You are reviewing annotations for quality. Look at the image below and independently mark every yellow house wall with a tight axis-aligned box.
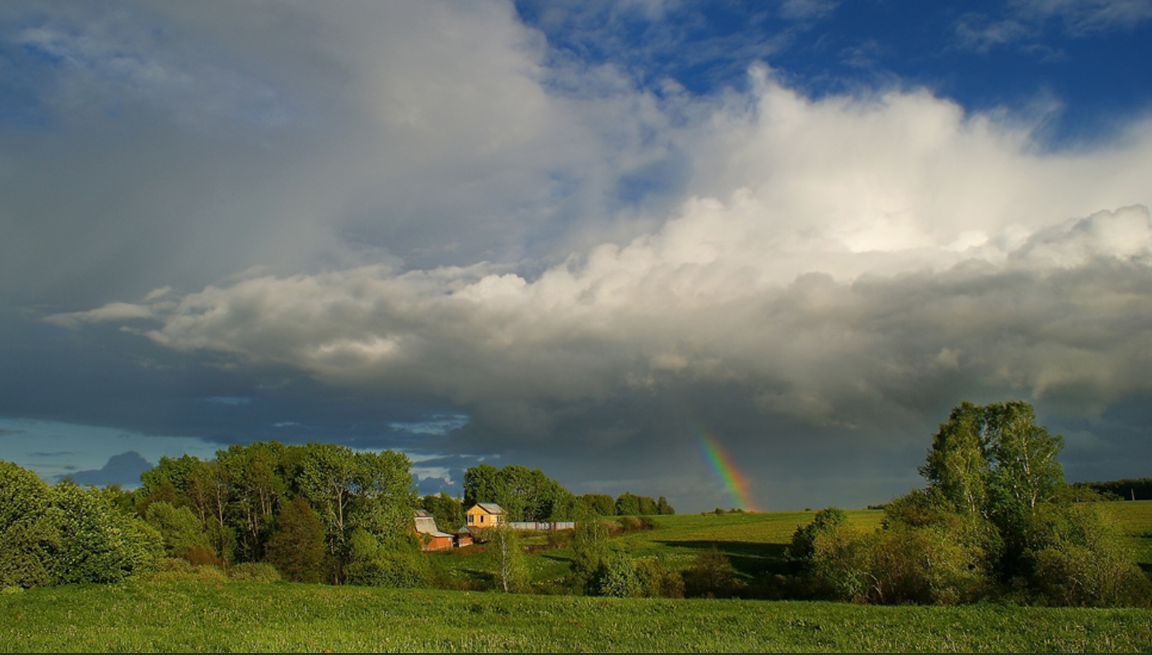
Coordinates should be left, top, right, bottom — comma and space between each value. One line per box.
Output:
466, 506, 503, 526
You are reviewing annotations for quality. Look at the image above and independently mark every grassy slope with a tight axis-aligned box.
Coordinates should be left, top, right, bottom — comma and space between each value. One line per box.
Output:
429, 509, 884, 588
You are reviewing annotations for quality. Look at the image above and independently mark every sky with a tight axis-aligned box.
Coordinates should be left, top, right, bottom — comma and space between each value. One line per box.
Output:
3, 0, 1152, 513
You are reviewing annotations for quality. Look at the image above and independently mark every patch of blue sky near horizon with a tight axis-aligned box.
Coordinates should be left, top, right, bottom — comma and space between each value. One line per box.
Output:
516, 0, 1152, 149
0, 417, 221, 487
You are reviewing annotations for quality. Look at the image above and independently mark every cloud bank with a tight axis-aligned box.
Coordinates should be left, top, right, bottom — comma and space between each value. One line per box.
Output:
9, 1, 1152, 509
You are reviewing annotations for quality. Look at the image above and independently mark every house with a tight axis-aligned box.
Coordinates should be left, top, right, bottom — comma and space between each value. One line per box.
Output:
413, 510, 455, 552
465, 502, 506, 529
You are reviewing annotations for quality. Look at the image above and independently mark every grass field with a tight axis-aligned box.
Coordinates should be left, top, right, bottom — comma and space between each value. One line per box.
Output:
4, 502, 1151, 653
4, 581, 1152, 652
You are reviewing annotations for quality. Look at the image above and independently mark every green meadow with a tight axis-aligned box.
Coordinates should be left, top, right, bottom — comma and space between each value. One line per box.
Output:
4, 502, 1151, 653
4, 581, 1152, 653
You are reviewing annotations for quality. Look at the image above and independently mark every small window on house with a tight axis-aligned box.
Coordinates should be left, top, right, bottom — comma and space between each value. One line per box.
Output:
480, 515, 485, 524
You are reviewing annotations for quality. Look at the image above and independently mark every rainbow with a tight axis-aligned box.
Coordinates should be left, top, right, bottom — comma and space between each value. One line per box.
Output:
693, 427, 757, 512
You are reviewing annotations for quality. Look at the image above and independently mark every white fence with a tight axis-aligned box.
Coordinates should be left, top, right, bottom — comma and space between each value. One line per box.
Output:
508, 521, 575, 531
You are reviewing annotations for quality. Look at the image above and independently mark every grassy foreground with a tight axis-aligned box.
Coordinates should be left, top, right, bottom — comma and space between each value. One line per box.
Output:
4, 581, 1152, 653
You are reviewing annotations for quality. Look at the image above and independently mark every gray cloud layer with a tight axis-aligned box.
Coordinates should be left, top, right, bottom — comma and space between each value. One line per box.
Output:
8, 1, 1152, 509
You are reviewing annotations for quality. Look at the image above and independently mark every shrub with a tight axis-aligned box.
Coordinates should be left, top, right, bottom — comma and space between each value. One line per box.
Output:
594, 550, 640, 597
150, 558, 228, 583
683, 549, 739, 598
345, 532, 431, 589
634, 556, 684, 598
788, 507, 848, 567
228, 562, 282, 583
1028, 502, 1152, 607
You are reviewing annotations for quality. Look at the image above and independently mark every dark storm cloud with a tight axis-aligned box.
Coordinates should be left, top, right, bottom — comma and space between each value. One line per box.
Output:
6, 1, 1152, 510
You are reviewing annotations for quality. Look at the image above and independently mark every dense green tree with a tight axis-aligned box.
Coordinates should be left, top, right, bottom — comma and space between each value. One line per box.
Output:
422, 492, 464, 532
265, 496, 327, 583
463, 463, 577, 521
145, 501, 215, 562
218, 442, 286, 563
0, 461, 61, 588
920, 401, 990, 515
594, 549, 641, 597
655, 496, 675, 515
463, 463, 501, 509
682, 549, 739, 598
344, 529, 431, 589
568, 505, 612, 592
787, 506, 848, 566
50, 480, 163, 584
581, 494, 616, 516
614, 492, 641, 516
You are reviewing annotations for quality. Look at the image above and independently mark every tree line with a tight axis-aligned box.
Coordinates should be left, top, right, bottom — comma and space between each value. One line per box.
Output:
458, 462, 674, 525
2, 441, 675, 591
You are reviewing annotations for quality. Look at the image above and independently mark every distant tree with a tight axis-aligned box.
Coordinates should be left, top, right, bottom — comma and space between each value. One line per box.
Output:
615, 492, 641, 516
637, 495, 658, 516
655, 496, 675, 515
581, 494, 616, 516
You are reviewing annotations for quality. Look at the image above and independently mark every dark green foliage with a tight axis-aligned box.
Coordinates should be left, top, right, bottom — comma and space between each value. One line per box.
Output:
634, 556, 684, 598
615, 492, 641, 516
567, 509, 612, 593
787, 506, 848, 565
344, 530, 431, 589
50, 480, 163, 584
1074, 478, 1152, 501
580, 493, 616, 516
1027, 502, 1151, 606
0, 461, 60, 588
683, 548, 739, 598
593, 549, 641, 597
463, 463, 577, 521
265, 496, 327, 584
145, 501, 215, 561
422, 491, 464, 531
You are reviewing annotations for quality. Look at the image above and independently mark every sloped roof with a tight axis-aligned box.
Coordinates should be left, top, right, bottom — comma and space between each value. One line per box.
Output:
471, 502, 505, 515
413, 514, 452, 538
